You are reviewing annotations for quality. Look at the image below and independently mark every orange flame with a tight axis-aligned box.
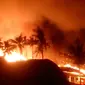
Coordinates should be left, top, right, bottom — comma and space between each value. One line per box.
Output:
4, 52, 27, 62
0, 49, 4, 57
0, 49, 28, 62
58, 64, 85, 75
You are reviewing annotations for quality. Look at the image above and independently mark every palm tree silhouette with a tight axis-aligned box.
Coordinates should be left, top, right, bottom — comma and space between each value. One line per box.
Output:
2, 40, 15, 56
22, 35, 35, 58
67, 38, 85, 85
28, 36, 38, 59
68, 38, 85, 64
0, 38, 3, 50
0, 38, 4, 58
32, 27, 49, 59
9, 34, 25, 55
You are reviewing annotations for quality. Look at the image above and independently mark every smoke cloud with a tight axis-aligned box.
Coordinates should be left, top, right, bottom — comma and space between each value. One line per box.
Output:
0, 0, 85, 40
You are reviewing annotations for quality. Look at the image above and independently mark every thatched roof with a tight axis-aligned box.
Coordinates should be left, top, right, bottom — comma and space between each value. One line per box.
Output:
0, 59, 70, 85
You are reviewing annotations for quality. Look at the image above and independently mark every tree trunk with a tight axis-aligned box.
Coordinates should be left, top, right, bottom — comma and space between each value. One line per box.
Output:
79, 65, 81, 85
32, 46, 33, 59
41, 49, 44, 59
26, 47, 27, 58
19, 47, 22, 55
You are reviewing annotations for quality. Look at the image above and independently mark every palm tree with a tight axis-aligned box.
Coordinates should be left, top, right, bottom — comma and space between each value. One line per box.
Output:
23, 35, 38, 59
31, 27, 49, 59
0, 38, 4, 57
9, 34, 25, 55
2, 40, 16, 56
0, 39, 14, 62
22, 35, 35, 58
28, 36, 38, 59
0, 38, 3, 50
67, 38, 85, 85
28, 36, 35, 59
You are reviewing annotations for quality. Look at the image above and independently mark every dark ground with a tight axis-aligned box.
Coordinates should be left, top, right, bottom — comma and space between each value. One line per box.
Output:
0, 58, 70, 85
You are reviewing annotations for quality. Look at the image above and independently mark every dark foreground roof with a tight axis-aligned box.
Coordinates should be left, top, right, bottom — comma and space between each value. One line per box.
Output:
0, 58, 70, 85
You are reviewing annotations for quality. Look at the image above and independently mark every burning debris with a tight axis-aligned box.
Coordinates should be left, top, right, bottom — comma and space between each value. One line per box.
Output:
58, 64, 85, 84
58, 64, 85, 75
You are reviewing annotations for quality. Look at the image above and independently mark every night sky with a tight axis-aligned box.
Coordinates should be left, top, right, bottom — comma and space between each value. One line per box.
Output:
0, 0, 85, 63
0, 0, 85, 39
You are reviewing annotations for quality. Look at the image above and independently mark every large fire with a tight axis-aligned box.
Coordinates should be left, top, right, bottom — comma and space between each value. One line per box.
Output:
0, 49, 28, 62
4, 52, 27, 62
0, 47, 85, 76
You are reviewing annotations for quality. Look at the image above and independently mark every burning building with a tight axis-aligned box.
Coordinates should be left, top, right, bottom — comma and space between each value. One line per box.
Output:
59, 64, 85, 85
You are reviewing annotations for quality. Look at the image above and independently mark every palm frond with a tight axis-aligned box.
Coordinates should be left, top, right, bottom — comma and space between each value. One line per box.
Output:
8, 39, 17, 44
31, 27, 49, 59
